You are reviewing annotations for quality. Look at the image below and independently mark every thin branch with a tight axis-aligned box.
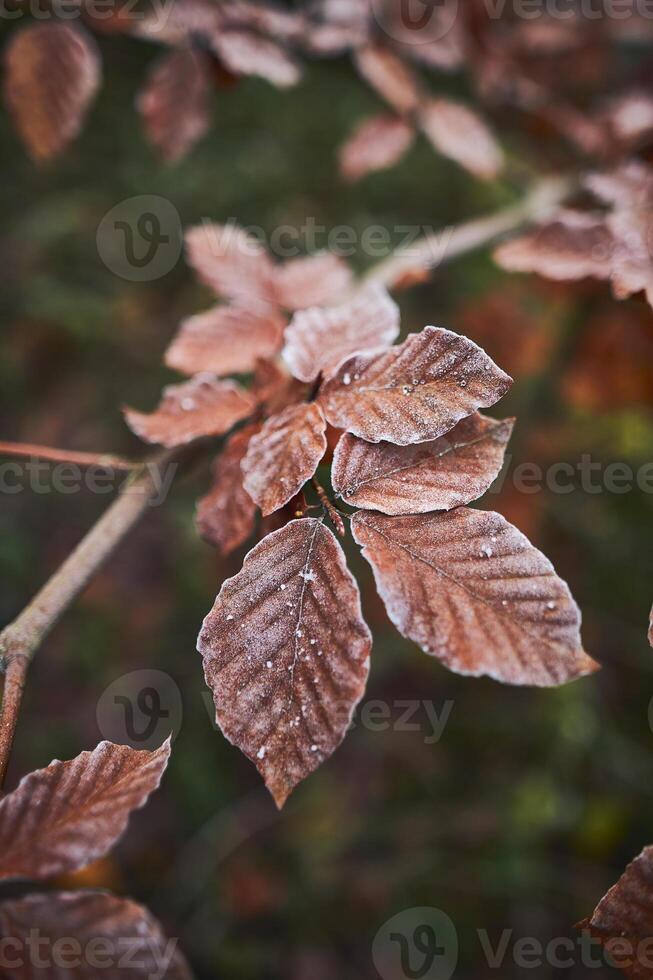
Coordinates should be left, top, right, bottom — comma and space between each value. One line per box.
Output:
0, 441, 135, 471
365, 175, 575, 291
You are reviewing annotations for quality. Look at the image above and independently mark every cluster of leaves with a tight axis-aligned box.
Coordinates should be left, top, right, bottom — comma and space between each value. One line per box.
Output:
122, 221, 599, 807
0, 738, 194, 977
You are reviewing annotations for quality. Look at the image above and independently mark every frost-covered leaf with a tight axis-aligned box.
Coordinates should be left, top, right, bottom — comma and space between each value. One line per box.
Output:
319, 326, 512, 445
196, 425, 259, 555
579, 845, 653, 980
0, 891, 192, 979
211, 28, 301, 87
333, 413, 514, 515
352, 509, 599, 686
124, 374, 254, 447
137, 46, 212, 162
494, 210, 615, 282
198, 518, 371, 807
241, 403, 327, 515
272, 252, 352, 310
339, 114, 415, 182
0, 740, 170, 882
418, 98, 504, 180
354, 43, 421, 115
283, 282, 400, 383
185, 222, 276, 308
603, 91, 653, 146
4, 23, 101, 161
165, 305, 284, 376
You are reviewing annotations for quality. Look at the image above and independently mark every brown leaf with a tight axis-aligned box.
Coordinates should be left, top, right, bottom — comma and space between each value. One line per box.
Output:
418, 98, 504, 180
339, 114, 415, 182
0, 890, 191, 979
241, 403, 327, 515
198, 518, 371, 807
272, 253, 352, 310
282, 282, 400, 383
210, 28, 301, 88
579, 845, 653, 979
165, 305, 284, 376
333, 413, 514, 515
185, 222, 276, 309
196, 425, 259, 555
494, 210, 615, 283
137, 46, 212, 163
318, 326, 513, 446
603, 91, 653, 147
124, 374, 254, 447
4, 23, 101, 161
351, 509, 599, 686
0, 740, 170, 882
354, 43, 421, 115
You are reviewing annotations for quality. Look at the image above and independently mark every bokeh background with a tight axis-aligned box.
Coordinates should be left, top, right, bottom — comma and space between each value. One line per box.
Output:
1, 10, 653, 977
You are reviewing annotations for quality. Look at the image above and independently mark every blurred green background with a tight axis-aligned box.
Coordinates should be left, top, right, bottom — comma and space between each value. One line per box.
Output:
1, 17, 653, 978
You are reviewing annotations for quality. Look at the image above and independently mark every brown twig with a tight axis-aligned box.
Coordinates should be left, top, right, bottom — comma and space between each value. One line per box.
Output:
0, 441, 135, 471
312, 478, 346, 538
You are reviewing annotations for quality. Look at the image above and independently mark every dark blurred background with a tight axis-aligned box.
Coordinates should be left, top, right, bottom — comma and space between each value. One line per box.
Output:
1, 12, 653, 978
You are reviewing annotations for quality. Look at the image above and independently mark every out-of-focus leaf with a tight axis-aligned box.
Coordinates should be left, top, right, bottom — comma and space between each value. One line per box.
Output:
339, 114, 415, 182
418, 98, 504, 179
210, 28, 301, 88
185, 222, 275, 309
272, 252, 352, 310
137, 46, 212, 162
165, 305, 285, 376
353, 43, 421, 115
196, 425, 259, 555
494, 210, 615, 282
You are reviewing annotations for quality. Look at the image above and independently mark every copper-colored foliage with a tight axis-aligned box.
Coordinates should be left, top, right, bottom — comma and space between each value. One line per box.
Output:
185, 222, 275, 309
124, 374, 254, 447
333, 413, 514, 515
353, 43, 421, 115
165, 305, 285, 377
318, 326, 513, 446
602, 91, 653, 147
196, 425, 258, 555
282, 282, 400, 383
3, 23, 101, 161
241, 403, 327, 515
351, 509, 599, 686
211, 28, 301, 88
494, 210, 615, 283
272, 252, 352, 310
0, 740, 170, 882
0, 891, 192, 979
137, 46, 212, 162
579, 845, 653, 979
339, 114, 415, 182
418, 98, 504, 180
198, 518, 371, 807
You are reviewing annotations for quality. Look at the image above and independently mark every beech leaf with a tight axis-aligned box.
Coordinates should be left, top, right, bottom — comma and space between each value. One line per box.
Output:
494, 210, 615, 282
333, 413, 514, 515
210, 29, 302, 88
282, 282, 400, 383
354, 43, 422, 115
418, 98, 504, 180
137, 46, 212, 163
272, 252, 353, 310
318, 325, 513, 445
124, 374, 254, 448
4, 23, 101, 161
165, 305, 285, 377
241, 403, 327, 515
339, 114, 415, 182
185, 222, 276, 309
196, 425, 259, 555
0, 740, 170, 882
0, 891, 192, 979
351, 508, 599, 686
198, 518, 371, 808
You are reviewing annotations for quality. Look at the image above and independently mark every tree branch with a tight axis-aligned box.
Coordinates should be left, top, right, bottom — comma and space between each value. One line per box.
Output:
0, 441, 135, 471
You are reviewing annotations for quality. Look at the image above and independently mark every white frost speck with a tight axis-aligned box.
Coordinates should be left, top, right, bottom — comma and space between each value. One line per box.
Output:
226, 614, 234, 621
342, 373, 351, 385
266, 660, 273, 668
257, 746, 266, 759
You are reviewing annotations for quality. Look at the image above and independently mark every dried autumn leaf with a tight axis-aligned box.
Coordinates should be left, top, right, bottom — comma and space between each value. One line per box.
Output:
333, 413, 514, 515
494, 210, 615, 283
354, 43, 421, 116
352, 509, 599, 686
282, 282, 400, 383
339, 114, 415, 182
137, 46, 212, 162
185, 222, 275, 309
165, 305, 284, 376
272, 252, 353, 310
0, 740, 170, 881
318, 326, 513, 445
418, 98, 504, 180
210, 28, 301, 88
196, 425, 259, 555
198, 518, 371, 807
579, 845, 653, 980
0, 891, 192, 979
241, 403, 327, 515
124, 374, 254, 447
4, 23, 101, 161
